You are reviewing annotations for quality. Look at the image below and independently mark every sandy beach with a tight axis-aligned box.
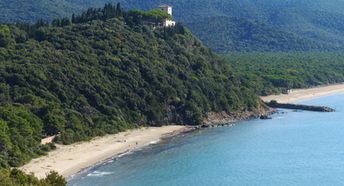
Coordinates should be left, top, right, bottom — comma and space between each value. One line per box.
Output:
20, 84, 344, 179
261, 83, 344, 103
20, 125, 188, 179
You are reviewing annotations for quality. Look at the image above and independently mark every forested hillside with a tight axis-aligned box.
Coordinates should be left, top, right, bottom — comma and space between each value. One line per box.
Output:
115, 0, 344, 52
0, 4, 260, 184
224, 52, 344, 95
0, 0, 113, 23
3, 1, 344, 184
2, 0, 344, 52
186, 17, 339, 52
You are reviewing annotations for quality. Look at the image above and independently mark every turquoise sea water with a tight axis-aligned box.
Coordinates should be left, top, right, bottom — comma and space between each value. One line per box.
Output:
68, 94, 344, 186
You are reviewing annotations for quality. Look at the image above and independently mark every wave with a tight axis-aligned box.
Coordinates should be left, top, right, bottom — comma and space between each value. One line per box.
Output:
87, 171, 114, 177
149, 139, 160, 144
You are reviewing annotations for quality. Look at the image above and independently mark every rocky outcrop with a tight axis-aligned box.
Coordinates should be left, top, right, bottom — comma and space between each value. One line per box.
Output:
265, 101, 335, 112
260, 115, 272, 119
201, 105, 275, 128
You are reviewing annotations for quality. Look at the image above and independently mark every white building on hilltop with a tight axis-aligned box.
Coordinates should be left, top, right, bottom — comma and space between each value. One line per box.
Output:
158, 5, 176, 27
159, 5, 173, 15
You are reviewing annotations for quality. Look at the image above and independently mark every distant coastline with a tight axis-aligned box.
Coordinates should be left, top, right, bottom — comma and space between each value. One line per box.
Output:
261, 83, 344, 103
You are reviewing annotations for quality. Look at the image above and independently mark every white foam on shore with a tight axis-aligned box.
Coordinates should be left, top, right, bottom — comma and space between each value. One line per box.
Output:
68, 138, 165, 180
60, 126, 191, 181
149, 139, 160, 144
87, 171, 114, 177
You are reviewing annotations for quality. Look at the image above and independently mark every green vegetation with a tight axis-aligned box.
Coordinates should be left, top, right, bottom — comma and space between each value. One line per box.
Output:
0, 0, 110, 23
0, 3, 260, 184
1, 1, 343, 185
224, 52, 344, 95
0, 170, 66, 186
5, 0, 344, 52
111, 0, 344, 52
128, 9, 172, 21
186, 17, 339, 53
0, 25, 12, 48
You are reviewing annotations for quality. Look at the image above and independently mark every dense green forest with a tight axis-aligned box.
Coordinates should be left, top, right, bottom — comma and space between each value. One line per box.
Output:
0, 3, 261, 184
3, 1, 344, 185
224, 52, 344, 95
0, 0, 112, 23
0, 169, 66, 186
186, 16, 340, 52
3, 0, 344, 52
114, 0, 344, 52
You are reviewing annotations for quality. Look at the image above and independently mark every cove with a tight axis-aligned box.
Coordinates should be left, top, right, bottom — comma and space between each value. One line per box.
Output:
69, 93, 344, 186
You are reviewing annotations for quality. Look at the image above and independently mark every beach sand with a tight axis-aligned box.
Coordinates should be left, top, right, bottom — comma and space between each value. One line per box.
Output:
261, 83, 344, 103
21, 84, 344, 179
20, 125, 188, 179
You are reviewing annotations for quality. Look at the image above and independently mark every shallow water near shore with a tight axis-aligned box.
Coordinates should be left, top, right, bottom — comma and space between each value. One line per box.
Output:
68, 93, 344, 186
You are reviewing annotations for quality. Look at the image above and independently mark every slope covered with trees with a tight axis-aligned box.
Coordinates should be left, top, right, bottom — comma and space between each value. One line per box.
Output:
0, 0, 114, 23
3, 0, 344, 52
186, 16, 340, 52
224, 52, 344, 95
115, 0, 344, 52
0, 170, 66, 186
0, 3, 261, 184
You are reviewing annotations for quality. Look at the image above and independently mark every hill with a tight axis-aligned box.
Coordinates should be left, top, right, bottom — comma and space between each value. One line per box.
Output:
3, 0, 344, 52
186, 16, 340, 52
115, 0, 344, 52
0, 0, 117, 23
0, 4, 261, 184
224, 52, 344, 95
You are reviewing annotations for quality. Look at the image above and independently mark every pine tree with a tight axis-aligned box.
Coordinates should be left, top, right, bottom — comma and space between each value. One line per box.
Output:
52, 18, 61, 27
61, 17, 71, 27
71, 14, 76, 23
116, 3, 122, 17
35, 19, 46, 28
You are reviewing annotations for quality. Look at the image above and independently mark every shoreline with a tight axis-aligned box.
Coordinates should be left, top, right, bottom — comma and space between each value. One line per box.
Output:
20, 83, 344, 180
20, 125, 192, 179
261, 83, 344, 103
19, 106, 271, 180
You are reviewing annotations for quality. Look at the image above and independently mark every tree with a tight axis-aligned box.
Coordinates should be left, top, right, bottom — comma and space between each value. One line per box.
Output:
43, 171, 67, 186
52, 19, 61, 27
71, 14, 76, 23
0, 121, 11, 153
34, 19, 47, 28
0, 169, 13, 186
0, 25, 12, 47
61, 17, 71, 27
42, 107, 65, 136
116, 3, 122, 17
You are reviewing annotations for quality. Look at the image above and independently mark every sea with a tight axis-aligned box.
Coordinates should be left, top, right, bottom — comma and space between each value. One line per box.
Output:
68, 93, 344, 186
